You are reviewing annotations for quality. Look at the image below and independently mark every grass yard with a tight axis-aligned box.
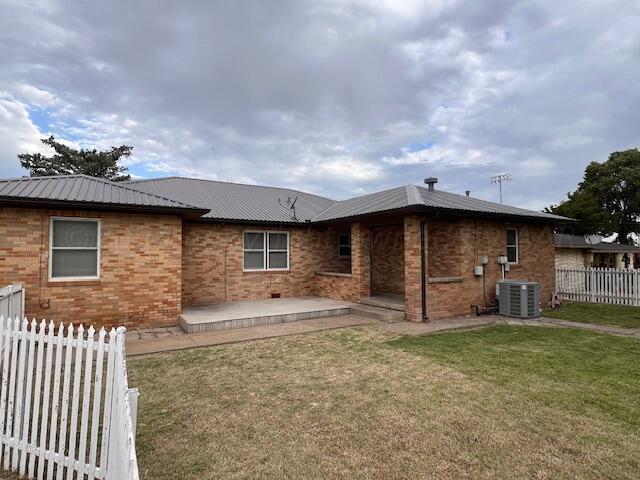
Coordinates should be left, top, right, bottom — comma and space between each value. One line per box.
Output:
544, 301, 640, 328
128, 325, 640, 480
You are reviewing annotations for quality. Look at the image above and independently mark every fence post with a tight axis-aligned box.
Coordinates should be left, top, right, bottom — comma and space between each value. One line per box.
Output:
590, 268, 595, 303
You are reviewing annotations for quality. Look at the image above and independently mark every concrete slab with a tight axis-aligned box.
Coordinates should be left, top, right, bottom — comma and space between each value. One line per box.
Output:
179, 296, 354, 333
359, 294, 405, 311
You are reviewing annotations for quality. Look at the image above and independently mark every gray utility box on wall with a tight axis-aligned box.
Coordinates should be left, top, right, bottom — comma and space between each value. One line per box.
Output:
496, 280, 540, 319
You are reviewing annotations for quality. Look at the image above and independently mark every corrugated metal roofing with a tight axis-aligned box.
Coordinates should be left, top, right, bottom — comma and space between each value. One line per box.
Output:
0, 174, 572, 223
0, 175, 204, 212
126, 177, 336, 223
312, 184, 570, 222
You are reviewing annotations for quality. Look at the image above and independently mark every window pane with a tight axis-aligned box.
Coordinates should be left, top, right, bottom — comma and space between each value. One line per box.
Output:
244, 232, 264, 250
506, 229, 517, 245
507, 246, 517, 263
53, 220, 98, 248
338, 234, 350, 247
268, 251, 288, 269
52, 250, 98, 277
268, 233, 287, 250
339, 246, 351, 257
244, 251, 264, 269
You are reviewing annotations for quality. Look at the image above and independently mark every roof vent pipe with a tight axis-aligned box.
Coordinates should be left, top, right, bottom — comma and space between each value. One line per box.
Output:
424, 177, 438, 191
465, 190, 470, 197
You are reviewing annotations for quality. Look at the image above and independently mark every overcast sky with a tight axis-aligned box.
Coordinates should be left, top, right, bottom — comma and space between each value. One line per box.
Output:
0, 0, 638, 209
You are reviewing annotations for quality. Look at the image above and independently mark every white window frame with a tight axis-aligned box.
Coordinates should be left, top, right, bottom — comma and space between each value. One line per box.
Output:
506, 227, 518, 265
338, 232, 351, 258
49, 216, 101, 281
243, 230, 290, 272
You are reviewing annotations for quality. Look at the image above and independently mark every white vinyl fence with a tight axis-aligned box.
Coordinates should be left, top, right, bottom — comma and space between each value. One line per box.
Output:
0, 284, 24, 320
0, 317, 139, 480
556, 267, 640, 306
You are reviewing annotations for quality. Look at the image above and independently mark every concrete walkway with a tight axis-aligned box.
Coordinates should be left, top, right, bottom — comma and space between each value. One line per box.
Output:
387, 315, 640, 338
126, 314, 640, 356
126, 315, 378, 356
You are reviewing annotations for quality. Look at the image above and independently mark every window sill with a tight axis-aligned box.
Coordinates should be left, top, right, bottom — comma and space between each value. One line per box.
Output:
428, 276, 463, 284
47, 279, 101, 287
243, 270, 290, 274
316, 271, 352, 278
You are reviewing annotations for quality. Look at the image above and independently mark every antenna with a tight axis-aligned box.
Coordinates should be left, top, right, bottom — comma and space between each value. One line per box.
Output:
490, 173, 512, 204
278, 195, 299, 220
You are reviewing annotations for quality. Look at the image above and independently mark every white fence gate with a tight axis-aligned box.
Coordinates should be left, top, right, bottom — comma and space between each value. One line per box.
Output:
0, 317, 139, 480
0, 284, 25, 320
556, 267, 640, 306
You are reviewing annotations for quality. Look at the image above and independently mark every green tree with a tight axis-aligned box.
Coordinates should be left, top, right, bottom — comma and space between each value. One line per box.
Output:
547, 149, 640, 244
18, 136, 132, 181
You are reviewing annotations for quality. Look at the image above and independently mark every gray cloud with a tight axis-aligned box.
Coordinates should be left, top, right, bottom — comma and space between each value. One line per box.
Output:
0, 0, 638, 207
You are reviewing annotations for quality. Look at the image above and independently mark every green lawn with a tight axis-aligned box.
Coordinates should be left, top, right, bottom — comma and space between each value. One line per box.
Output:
128, 325, 640, 480
543, 301, 640, 328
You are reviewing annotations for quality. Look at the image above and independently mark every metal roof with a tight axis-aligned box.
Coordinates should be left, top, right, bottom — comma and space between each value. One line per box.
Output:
0, 175, 205, 214
554, 234, 640, 252
592, 243, 640, 253
312, 184, 570, 223
554, 233, 592, 248
0, 174, 572, 223
126, 177, 336, 223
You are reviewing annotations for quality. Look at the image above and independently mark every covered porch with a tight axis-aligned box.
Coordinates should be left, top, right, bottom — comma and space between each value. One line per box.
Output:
314, 214, 472, 323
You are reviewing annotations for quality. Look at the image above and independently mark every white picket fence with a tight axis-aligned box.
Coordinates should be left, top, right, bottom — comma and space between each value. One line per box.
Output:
556, 267, 640, 306
0, 316, 139, 480
0, 284, 25, 320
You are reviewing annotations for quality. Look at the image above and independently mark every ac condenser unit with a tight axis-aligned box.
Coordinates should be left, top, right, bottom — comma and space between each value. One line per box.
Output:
496, 280, 540, 318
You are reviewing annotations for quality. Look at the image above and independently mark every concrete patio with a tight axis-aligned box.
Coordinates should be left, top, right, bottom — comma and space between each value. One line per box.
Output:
178, 296, 353, 333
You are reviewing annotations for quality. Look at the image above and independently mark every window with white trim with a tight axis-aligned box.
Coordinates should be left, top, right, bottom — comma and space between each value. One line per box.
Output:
506, 228, 518, 264
50, 218, 100, 280
243, 231, 289, 271
338, 232, 351, 258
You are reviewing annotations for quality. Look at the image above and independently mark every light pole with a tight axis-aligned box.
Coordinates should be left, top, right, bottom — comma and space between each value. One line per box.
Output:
490, 173, 512, 204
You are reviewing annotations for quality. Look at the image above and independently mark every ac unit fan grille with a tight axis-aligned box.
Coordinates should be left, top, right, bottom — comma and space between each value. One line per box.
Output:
509, 285, 521, 316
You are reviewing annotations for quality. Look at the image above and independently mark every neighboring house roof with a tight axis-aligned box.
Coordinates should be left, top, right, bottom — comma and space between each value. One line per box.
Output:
0, 175, 207, 215
311, 185, 570, 223
554, 233, 640, 253
126, 176, 336, 223
554, 233, 593, 249
592, 243, 640, 253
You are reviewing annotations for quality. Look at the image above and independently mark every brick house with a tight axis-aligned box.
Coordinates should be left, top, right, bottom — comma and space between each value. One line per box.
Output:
0, 174, 568, 329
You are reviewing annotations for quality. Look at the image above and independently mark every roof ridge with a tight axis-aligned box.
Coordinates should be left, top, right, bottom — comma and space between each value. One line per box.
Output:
75, 175, 201, 208
126, 176, 337, 203
404, 184, 422, 205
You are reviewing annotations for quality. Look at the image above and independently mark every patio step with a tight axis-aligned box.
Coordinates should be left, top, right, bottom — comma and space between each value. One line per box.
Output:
359, 296, 405, 311
350, 304, 405, 323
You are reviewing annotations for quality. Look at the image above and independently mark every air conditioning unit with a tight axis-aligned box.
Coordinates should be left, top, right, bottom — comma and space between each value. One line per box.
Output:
496, 280, 540, 318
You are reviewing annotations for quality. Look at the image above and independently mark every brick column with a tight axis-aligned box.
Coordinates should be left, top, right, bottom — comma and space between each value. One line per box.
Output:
351, 223, 371, 299
404, 215, 426, 322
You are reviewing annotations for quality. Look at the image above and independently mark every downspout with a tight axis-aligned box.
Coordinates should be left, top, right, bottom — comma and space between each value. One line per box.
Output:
420, 219, 429, 322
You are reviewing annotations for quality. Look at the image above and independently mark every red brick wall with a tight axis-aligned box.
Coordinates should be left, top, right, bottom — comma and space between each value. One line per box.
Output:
181, 223, 352, 305
404, 218, 555, 321
314, 273, 356, 301
371, 224, 404, 294
428, 219, 463, 277
0, 207, 182, 328
404, 215, 425, 322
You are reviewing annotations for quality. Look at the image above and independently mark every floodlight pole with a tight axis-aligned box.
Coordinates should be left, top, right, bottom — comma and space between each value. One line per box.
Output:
490, 173, 512, 204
